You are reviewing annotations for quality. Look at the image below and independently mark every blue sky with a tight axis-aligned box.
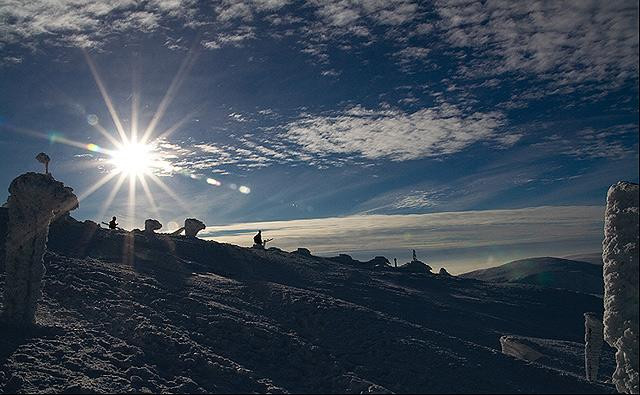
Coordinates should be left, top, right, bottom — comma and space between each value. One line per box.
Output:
1, 1, 638, 271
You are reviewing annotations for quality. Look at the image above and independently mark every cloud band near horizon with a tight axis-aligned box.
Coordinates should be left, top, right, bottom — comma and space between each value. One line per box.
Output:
200, 205, 605, 274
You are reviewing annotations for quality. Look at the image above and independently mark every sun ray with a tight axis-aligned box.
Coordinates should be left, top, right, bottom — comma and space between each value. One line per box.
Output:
83, 50, 129, 145
127, 171, 137, 229
97, 172, 128, 224
147, 173, 191, 215
152, 105, 204, 143
131, 63, 140, 143
2, 123, 107, 153
138, 173, 161, 219
77, 170, 120, 202
140, 43, 199, 144
92, 123, 123, 149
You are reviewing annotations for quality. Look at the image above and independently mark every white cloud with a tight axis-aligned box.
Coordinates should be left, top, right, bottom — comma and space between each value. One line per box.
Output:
533, 124, 638, 160
201, 205, 605, 273
202, 26, 256, 49
280, 104, 515, 161
391, 190, 439, 209
393, 46, 429, 64
436, 0, 639, 89
0, 0, 194, 49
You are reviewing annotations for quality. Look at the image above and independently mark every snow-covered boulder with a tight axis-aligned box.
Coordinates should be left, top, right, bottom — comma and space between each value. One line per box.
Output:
500, 335, 544, 362
144, 219, 162, 234
399, 260, 432, 273
294, 247, 311, 256
602, 181, 639, 394
184, 218, 205, 238
2, 172, 78, 326
584, 312, 604, 382
368, 256, 391, 270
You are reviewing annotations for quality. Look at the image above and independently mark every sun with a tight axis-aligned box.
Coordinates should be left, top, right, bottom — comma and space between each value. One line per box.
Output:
109, 141, 154, 177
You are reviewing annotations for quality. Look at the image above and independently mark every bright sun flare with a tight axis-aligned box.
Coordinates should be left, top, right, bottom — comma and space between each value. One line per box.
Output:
109, 141, 154, 176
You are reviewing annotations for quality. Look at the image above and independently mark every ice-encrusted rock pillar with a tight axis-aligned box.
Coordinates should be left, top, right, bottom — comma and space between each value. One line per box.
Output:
184, 218, 205, 238
602, 181, 639, 394
2, 173, 78, 326
144, 219, 162, 235
584, 312, 604, 382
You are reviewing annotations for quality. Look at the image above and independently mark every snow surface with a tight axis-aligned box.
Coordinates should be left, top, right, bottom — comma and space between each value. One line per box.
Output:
602, 181, 639, 394
0, 213, 615, 393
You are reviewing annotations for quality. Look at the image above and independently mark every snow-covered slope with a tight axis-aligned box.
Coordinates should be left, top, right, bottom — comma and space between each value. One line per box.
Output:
460, 257, 604, 295
0, 214, 612, 393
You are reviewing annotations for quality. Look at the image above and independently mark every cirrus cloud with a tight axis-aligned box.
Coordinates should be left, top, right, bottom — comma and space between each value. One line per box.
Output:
280, 104, 515, 161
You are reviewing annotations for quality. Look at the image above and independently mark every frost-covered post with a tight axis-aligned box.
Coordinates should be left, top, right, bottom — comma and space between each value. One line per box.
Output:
584, 312, 604, 382
36, 152, 51, 175
2, 172, 78, 326
602, 181, 639, 394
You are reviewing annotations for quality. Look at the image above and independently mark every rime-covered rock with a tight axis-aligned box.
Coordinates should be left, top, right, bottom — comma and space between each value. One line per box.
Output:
602, 181, 639, 394
144, 219, 162, 234
584, 312, 604, 382
368, 256, 391, 270
294, 248, 311, 256
500, 335, 544, 362
399, 260, 432, 273
184, 218, 205, 238
2, 172, 78, 326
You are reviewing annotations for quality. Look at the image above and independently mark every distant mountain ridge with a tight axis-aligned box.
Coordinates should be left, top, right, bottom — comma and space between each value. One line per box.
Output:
460, 256, 603, 295
562, 252, 603, 265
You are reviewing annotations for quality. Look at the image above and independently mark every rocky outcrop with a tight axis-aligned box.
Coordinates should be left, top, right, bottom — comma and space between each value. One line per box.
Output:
584, 312, 604, 382
439, 268, 451, 276
184, 218, 205, 238
602, 181, 639, 394
294, 248, 311, 256
2, 173, 78, 326
144, 219, 162, 234
368, 256, 391, 270
399, 260, 432, 274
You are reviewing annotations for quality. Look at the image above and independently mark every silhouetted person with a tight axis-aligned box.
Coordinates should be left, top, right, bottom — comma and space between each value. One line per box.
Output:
254, 230, 262, 246
412, 249, 417, 262
394, 258, 398, 268
109, 216, 118, 230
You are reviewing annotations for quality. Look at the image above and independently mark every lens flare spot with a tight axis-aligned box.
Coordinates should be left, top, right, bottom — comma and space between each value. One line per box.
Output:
239, 185, 251, 194
48, 132, 63, 144
87, 143, 101, 152
87, 114, 99, 125
206, 178, 221, 186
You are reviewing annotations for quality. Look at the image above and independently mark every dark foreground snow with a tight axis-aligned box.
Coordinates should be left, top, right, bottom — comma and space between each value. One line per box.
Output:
0, 215, 614, 393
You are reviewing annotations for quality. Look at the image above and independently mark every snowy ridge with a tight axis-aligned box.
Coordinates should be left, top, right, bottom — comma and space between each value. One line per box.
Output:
0, 213, 613, 393
460, 257, 604, 295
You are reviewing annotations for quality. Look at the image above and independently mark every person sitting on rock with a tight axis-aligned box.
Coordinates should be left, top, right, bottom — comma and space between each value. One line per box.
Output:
254, 230, 263, 246
108, 216, 118, 230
